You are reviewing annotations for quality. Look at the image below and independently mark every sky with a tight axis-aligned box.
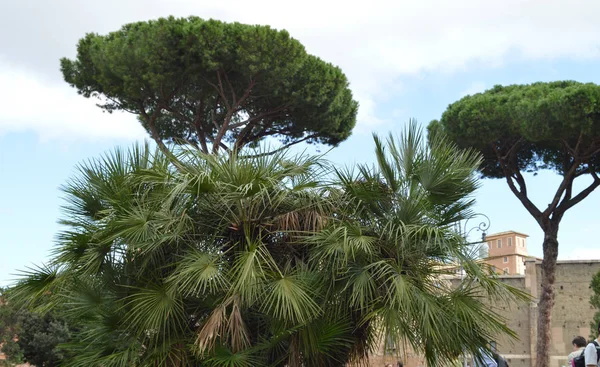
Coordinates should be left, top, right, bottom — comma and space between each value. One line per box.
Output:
2, 0, 600, 285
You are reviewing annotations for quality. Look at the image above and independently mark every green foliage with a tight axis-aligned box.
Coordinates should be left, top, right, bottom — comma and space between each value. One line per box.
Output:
0, 341, 23, 366
12, 124, 526, 367
0, 288, 23, 365
17, 312, 71, 367
0, 288, 71, 367
591, 270, 600, 339
61, 17, 358, 154
429, 81, 600, 178
430, 81, 600, 367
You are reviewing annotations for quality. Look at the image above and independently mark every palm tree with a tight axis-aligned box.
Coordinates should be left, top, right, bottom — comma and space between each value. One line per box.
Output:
12, 123, 527, 367
13, 143, 334, 367
309, 123, 527, 366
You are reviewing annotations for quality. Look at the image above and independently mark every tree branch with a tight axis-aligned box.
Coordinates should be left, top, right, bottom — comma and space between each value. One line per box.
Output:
137, 101, 188, 171
235, 78, 256, 108
164, 106, 191, 123
163, 104, 209, 153
556, 171, 600, 214
548, 134, 600, 221
500, 137, 523, 162
233, 113, 281, 151
563, 175, 574, 204
562, 132, 584, 156
139, 102, 169, 155
505, 174, 543, 224
212, 110, 234, 154
211, 77, 257, 154
172, 136, 199, 150
215, 70, 231, 111
205, 134, 231, 154
194, 100, 209, 154
204, 74, 231, 112
228, 106, 288, 130
239, 134, 319, 159
491, 141, 543, 223
512, 169, 528, 196
580, 144, 600, 161
240, 121, 282, 149
222, 71, 237, 106
233, 121, 258, 151
103, 96, 138, 114
210, 99, 220, 131
543, 157, 579, 217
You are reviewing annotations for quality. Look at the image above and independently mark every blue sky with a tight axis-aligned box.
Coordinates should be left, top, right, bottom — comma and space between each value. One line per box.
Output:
1, 0, 600, 285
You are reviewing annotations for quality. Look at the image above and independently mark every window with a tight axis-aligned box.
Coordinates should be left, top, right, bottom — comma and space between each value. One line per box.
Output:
497, 239, 502, 248
503, 268, 509, 274
508, 237, 512, 247
503, 256, 508, 263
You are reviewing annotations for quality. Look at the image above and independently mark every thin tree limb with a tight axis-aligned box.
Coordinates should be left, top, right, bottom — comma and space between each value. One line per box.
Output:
556, 171, 600, 214
491, 142, 543, 223
239, 134, 319, 159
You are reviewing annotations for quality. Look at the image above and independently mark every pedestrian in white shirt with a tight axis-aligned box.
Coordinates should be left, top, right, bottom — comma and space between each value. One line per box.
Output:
585, 321, 600, 367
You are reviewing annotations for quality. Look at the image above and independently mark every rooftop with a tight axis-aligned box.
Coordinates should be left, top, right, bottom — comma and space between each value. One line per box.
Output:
485, 230, 529, 238
524, 258, 600, 265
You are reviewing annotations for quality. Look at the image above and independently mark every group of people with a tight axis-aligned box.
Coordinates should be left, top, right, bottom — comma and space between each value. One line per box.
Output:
382, 322, 600, 367
476, 321, 600, 367
567, 322, 600, 367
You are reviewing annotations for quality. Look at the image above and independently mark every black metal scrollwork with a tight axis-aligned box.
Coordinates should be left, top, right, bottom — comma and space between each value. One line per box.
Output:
462, 213, 491, 243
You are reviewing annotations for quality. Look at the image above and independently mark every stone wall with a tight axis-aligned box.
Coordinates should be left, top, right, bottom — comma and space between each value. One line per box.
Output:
539, 260, 600, 367
367, 259, 600, 367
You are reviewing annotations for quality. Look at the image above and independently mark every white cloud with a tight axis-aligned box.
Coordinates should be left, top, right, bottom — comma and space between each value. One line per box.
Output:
354, 95, 389, 131
197, 0, 600, 73
0, 60, 146, 141
460, 82, 487, 98
1, 0, 600, 139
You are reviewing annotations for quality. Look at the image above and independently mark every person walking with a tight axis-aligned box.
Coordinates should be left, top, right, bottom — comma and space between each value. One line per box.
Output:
585, 321, 600, 366
474, 348, 498, 367
569, 336, 587, 365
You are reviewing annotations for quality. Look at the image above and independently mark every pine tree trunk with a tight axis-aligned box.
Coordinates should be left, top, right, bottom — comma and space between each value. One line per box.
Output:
535, 229, 559, 367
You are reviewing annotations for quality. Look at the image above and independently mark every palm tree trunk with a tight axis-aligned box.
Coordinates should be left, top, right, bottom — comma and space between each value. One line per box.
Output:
535, 229, 559, 367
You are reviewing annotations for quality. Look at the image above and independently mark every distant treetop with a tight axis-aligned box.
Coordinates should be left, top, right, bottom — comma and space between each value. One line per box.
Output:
430, 81, 600, 178
61, 16, 358, 154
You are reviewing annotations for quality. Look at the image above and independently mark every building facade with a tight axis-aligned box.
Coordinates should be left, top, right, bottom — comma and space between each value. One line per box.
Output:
368, 231, 600, 367
455, 258, 600, 367
485, 231, 530, 275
